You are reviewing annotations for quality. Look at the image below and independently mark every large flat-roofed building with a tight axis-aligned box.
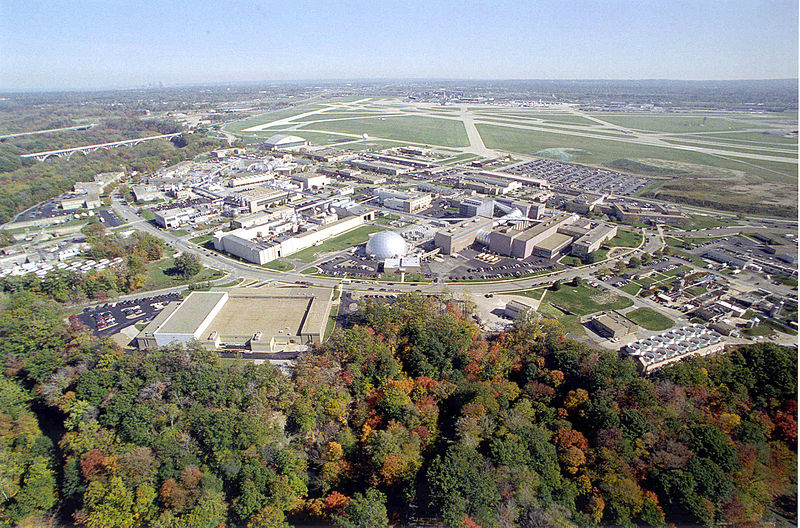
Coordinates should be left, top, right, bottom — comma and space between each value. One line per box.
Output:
154, 207, 192, 228
460, 197, 495, 218
305, 148, 355, 162
136, 287, 333, 352
374, 189, 432, 213
234, 187, 295, 213
231, 207, 293, 229
434, 216, 494, 255
489, 213, 578, 259
291, 173, 329, 190
589, 311, 638, 338
214, 213, 370, 265
531, 232, 573, 259
131, 184, 162, 202
564, 193, 606, 214
461, 174, 522, 195
572, 223, 618, 257
227, 173, 275, 188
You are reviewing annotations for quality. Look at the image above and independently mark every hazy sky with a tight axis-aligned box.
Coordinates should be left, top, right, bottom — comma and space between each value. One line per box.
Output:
1, 0, 797, 91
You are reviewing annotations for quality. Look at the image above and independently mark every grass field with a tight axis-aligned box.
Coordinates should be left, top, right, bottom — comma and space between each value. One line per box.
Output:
607, 229, 644, 248
261, 259, 294, 271
625, 307, 674, 331
300, 116, 470, 147
224, 104, 323, 133
620, 283, 642, 296
587, 114, 756, 133
288, 225, 383, 263
543, 284, 633, 316
144, 257, 224, 290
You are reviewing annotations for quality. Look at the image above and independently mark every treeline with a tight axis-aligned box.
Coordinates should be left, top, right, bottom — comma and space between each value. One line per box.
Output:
0, 120, 226, 223
0, 230, 164, 302
0, 293, 795, 527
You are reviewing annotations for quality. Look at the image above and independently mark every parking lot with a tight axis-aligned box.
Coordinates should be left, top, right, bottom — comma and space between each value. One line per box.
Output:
507, 159, 648, 195
15, 200, 75, 223
72, 292, 182, 337
96, 209, 123, 227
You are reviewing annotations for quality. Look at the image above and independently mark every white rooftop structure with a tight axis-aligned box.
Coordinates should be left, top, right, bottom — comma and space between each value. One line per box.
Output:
366, 231, 408, 260
263, 134, 309, 151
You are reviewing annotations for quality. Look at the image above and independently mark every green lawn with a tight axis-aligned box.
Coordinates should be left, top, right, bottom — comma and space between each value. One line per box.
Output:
686, 286, 707, 297
620, 283, 641, 296
301, 116, 470, 147
607, 229, 643, 248
288, 225, 383, 263
144, 257, 224, 290
625, 307, 674, 331
170, 229, 190, 237
543, 284, 633, 316
190, 234, 213, 245
261, 259, 294, 271
138, 209, 156, 221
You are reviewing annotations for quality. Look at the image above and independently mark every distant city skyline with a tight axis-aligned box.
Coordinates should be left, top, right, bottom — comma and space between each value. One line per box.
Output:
1, 0, 797, 91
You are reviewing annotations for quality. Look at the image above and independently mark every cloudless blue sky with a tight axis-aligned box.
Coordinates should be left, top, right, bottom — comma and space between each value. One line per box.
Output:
1, 0, 797, 90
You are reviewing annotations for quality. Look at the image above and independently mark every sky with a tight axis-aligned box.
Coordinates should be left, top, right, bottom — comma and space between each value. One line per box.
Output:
1, 0, 797, 91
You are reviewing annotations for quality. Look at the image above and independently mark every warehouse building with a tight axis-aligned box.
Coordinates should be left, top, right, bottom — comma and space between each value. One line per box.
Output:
136, 287, 332, 352
588, 311, 638, 339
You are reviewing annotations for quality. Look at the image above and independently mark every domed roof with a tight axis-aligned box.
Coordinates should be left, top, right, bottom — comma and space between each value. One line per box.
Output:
365, 231, 407, 259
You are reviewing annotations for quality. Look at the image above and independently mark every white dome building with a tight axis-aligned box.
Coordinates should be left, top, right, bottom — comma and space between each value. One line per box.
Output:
365, 231, 408, 259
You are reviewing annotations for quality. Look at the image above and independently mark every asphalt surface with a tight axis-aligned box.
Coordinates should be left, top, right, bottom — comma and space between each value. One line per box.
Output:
74, 292, 182, 337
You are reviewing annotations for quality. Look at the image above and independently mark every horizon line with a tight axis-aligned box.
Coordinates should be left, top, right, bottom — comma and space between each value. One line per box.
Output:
1, 77, 797, 95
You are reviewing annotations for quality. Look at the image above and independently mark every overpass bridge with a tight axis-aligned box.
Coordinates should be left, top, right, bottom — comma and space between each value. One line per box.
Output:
0, 124, 96, 141
20, 132, 183, 161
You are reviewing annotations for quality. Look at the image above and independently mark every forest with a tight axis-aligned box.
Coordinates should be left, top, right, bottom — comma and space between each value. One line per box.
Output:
0, 292, 796, 528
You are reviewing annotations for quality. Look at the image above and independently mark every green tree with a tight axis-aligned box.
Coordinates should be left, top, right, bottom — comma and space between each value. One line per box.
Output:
333, 488, 389, 528
173, 253, 202, 279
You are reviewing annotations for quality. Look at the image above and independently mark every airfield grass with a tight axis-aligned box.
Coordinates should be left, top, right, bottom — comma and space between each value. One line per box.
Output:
292, 112, 390, 122
340, 140, 406, 152
542, 283, 633, 316
625, 307, 674, 331
288, 225, 383, 263
300, 116, 470, 147
662, 138, 797, 159
696, 131, 798, 146
586, 114, 757, 133
475, 122, 791, 177
224, 104, 323, 133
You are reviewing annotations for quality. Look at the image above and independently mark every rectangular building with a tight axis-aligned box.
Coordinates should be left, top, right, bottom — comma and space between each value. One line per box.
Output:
136, 287, 333, 351
434, 216, 494, 255
154, 208, 192, 229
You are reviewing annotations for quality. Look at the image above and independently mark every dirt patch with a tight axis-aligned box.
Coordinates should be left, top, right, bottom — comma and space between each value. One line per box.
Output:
590, 293, 619, 304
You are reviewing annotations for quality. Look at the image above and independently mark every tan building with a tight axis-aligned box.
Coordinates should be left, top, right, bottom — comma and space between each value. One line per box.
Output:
136, 287, 333, 352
